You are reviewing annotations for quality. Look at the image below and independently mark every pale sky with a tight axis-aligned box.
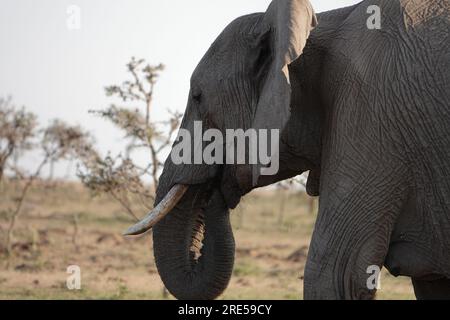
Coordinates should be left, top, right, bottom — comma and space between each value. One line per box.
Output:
0, 0, 361, 177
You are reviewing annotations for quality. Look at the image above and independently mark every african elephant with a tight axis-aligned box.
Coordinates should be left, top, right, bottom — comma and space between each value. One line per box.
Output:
125, 0, 450, 299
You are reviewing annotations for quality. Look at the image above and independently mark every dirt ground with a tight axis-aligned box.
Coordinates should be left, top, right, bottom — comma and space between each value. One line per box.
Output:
0, 181, 415, 300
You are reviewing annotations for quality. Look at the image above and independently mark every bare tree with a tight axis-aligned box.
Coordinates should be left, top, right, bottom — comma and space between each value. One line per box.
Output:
76, 58, 181, 299
0, 100, 94, 256
77, 57, 182, 221
0, 97, 37, 185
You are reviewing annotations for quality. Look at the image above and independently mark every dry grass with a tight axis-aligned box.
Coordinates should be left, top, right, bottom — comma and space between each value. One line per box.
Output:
0, 181, 415, 300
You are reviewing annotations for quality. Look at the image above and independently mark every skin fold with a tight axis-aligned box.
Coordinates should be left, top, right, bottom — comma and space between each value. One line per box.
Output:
150, 0, 450, 300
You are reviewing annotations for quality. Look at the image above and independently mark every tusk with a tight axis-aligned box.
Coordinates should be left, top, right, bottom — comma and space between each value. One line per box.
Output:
123, 184, 188, 236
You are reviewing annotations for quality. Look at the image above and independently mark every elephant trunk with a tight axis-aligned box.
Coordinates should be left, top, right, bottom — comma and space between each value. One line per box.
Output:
124, 115, 235, 299
152, 188, 235, 300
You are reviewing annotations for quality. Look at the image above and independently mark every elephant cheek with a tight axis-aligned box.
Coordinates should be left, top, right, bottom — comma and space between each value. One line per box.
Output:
219, 165, 251, 209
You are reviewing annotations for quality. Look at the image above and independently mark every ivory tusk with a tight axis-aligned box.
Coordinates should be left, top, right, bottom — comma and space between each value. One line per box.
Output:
123, 184, 188, 236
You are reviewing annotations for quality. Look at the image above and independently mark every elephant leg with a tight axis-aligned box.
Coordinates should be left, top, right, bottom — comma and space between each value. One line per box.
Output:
304, 167, 409, 299
412, 278, 450, 300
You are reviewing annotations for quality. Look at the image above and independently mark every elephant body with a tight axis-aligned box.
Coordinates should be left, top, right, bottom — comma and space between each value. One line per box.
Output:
293, 0, 450, 299
128, 0, 450, 299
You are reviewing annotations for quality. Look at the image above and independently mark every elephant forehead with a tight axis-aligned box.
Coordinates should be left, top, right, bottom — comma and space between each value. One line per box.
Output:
192, 13, 264, 80
192, 49, 245, 87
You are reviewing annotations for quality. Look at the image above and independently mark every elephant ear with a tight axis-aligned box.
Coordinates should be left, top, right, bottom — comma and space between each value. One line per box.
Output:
250, 0, 317, 182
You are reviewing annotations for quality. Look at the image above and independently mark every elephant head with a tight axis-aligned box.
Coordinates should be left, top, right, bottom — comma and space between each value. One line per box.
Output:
125, 0, 318, 300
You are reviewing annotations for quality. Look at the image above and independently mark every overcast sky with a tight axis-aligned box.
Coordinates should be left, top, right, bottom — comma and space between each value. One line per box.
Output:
0, 0, 361, 177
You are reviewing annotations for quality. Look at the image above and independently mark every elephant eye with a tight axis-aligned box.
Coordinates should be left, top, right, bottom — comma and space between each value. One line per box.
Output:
192, 90, 202, 104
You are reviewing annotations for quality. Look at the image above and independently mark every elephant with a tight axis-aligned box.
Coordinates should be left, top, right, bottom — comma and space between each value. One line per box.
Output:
125, 0, 450, 299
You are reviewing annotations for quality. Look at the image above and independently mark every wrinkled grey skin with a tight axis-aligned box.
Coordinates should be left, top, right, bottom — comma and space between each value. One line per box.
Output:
151, 0, 450, 300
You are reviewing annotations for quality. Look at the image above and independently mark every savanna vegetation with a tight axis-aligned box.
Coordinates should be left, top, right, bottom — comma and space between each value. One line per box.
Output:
0, 180, 414, 299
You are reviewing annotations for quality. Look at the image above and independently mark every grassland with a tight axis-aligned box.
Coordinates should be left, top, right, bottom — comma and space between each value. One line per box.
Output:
0, 181, 415, 300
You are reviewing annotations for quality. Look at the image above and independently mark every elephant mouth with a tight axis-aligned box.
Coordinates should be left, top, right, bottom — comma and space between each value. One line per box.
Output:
123, 184, 190, 236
